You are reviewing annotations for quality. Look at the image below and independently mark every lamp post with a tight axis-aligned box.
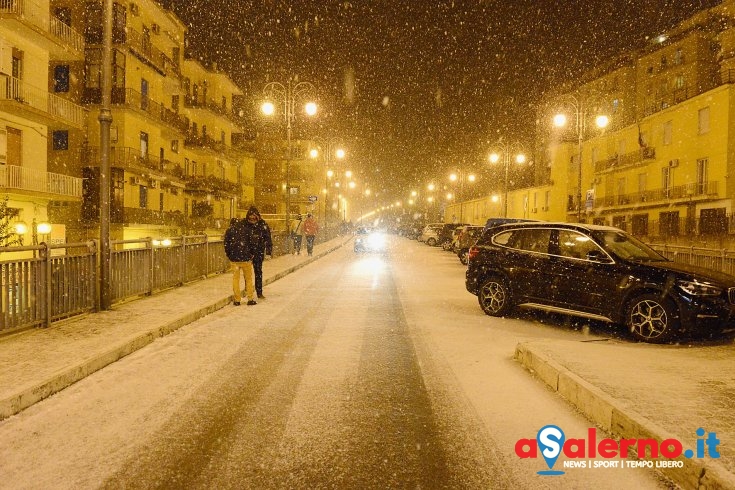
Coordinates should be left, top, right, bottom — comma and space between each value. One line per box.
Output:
309, 139, 345, 236
552, 94, 610, 222
448, 170, 476, 222
261, 79, 317, 253
488, 141, 526, 218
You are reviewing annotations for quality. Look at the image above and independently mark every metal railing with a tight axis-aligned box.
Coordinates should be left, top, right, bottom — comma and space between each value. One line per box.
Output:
0, 235, 228, 335
0, 0, 85, 54
650, 244, 735, 277
0, 75, 87, 128
0, 164, 83, 198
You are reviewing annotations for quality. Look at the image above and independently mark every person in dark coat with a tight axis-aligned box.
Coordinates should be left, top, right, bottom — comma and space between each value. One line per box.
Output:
224, 218, 257, 306
245, 206, 272, 299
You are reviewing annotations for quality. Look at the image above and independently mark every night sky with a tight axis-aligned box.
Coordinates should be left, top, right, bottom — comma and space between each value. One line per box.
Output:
167, 0, 719, 206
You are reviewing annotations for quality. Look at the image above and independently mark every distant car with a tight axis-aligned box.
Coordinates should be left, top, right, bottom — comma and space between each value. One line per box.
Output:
437, 223, 469, 249
466, 221, 735, 343
354, 227, 387, 252
443, 226, 464, 251
456, 225, 484, 264
418, 223, 443, 246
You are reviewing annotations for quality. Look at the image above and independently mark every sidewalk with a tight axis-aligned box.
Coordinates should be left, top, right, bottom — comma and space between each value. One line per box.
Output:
0, 235, 351, 421
515, 339, 735, 489
0, 235, 733, 489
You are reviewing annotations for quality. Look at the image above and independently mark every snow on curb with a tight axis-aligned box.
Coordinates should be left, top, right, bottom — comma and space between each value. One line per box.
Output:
514, 341, 735, 490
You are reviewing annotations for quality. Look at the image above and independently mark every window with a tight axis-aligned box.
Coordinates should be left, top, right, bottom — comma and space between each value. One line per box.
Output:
674, 48, 683, 65
662, 167, 673, 197
557, 230, 601, 259
54, 65, 70, 92
172, 95, 179, 112
698, 107, 710, 134
696, 158, 708, 194
660, 211, 680, 237
675, 75, 684, 89
139, 185, 148, 209
140, 132, 148, 159
6, 127, 22, 166
663, 120, 672, 145
638, 173, 647, 195
171, 140, 179, 153
52, 130, 69, 150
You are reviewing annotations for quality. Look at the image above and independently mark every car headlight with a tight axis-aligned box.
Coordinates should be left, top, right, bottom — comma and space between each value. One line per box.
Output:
676, 279, 722, 296
367, 233, 385, 248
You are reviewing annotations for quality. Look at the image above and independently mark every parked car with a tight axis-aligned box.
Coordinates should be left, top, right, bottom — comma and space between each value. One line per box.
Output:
465, 221, 735, 343
483, 217, 537, 231
354, 227, 387, 252
443, 227, 464, 251
418, 223, 444, 246
437, 223, 469, 249
455, 225, 484, 264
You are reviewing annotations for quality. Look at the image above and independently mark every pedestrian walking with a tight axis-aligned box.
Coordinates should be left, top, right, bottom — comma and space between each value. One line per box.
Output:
223, 218, 257, 306
246, 206, 272, 300
303, 213, 320, 256
290, 216, 303, 255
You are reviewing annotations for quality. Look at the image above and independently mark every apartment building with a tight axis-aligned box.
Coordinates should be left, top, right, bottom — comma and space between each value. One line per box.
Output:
497, 0, 735, 245
41, 0, 254, 243
0, 0, 87, 246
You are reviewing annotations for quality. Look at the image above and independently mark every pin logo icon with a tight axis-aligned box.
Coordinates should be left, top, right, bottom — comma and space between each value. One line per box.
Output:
537, 425, 566, 475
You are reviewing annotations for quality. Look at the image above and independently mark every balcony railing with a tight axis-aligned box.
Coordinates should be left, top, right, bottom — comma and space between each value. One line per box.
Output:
595, 181, 718, 208
0, 0, 84, 57
82, 86, 188, 134
0, 76, 87, 128
594, 146, 656, 173
0, 164, 82, 198
81, 146, 163, 173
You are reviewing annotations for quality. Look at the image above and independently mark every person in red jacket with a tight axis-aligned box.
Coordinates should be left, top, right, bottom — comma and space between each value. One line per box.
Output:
302, 213, 320, 256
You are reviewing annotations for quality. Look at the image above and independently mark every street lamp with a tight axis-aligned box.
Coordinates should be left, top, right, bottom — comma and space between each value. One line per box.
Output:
448, 171, 476, 222
552, 94, 610, 222
489, 141, 526, 218
309, 139, 346, 235
261, 79, 317, 253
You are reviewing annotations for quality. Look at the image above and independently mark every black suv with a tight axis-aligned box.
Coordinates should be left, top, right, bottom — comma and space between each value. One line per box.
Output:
465, 222, 735, 343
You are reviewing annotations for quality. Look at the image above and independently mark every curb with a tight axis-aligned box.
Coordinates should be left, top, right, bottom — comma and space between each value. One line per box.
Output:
514, 342, 735, 489
0, 237, 351, 420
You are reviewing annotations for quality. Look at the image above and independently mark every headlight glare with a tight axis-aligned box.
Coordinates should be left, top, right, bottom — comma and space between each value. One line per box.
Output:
677, 279, 722, 296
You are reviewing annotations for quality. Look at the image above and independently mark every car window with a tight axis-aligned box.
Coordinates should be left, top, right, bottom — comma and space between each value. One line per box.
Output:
493, 228, 550, 253
593, 230, 668, 261
557, 229, 603, 259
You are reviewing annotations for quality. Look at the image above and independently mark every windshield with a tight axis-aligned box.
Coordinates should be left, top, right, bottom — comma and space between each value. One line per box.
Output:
593, 231, 668, 262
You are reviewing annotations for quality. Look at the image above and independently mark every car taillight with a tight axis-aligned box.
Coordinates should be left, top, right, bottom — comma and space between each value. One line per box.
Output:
468, 245, 480, 262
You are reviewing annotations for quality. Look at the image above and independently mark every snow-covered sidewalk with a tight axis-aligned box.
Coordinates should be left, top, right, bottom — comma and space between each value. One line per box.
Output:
0, 235, 351, 420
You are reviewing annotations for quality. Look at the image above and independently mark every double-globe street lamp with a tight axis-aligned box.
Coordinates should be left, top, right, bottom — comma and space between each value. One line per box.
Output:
448, 170, 476, 222
488, 141, 527, 218
551, 94, 610, 222
261, 79, 317, 252
309, 139, 346, 235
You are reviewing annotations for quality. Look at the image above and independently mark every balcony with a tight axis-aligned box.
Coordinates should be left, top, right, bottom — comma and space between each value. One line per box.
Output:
0, 76, 87, 129
82, 86, 188, 134
0, 164, 82, 199
183, 174, 241, 199
594, 146, 656, 173
184, 94, 235, 122
0, 0, 84, 59
81, 146, 169, 174
122, 207, 185, 227
596, 181, 719, 208
184, 132, 243, 162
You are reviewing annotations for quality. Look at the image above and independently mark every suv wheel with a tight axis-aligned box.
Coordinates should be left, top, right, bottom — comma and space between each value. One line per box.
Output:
459, 249, 468, 265
427, 237, 437, 246
626, 294, 678, 343
478, 277, 513, 316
